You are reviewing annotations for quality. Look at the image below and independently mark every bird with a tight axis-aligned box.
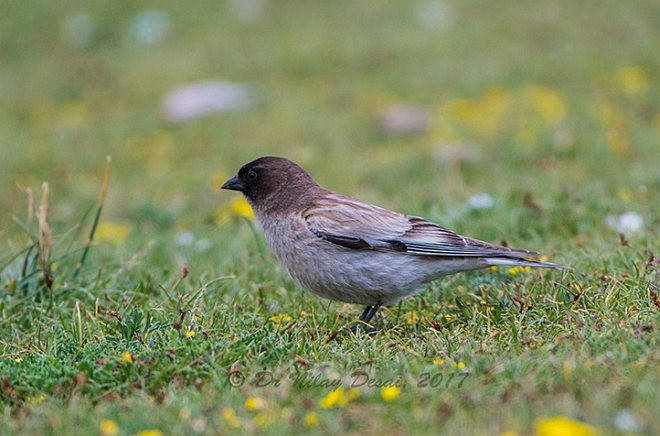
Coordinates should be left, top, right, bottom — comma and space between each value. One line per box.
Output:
222, 156, 562, 330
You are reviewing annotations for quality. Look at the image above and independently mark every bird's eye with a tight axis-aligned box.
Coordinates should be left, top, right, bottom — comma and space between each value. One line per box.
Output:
247, 170, 258, 181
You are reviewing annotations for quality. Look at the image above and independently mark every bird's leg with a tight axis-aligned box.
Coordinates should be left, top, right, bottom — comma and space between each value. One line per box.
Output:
350, 301, 383, 335
358, 305, 373, 321
362, 301, 382, 324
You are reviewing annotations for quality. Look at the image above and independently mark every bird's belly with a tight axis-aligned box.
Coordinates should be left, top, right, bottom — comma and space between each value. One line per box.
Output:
260, 219, 485, 305
287, 247, 428, 304
266, 234, 424, 305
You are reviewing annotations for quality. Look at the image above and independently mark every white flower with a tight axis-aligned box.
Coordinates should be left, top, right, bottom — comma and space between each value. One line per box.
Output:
467, 193, 495, 210
175, 231, 195, 247
130, 10, 171, 46
614, 409, 642, 433
605, 212, 644, 235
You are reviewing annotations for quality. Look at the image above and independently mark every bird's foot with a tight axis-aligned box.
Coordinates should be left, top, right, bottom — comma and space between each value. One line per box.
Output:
348, 322, 379, 335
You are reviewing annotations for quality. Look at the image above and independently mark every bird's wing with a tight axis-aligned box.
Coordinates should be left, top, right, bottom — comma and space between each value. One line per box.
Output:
303, 193, 539, 260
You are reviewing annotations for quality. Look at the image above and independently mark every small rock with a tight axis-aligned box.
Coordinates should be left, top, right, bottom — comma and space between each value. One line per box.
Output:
162, 81, 255, 123
379, 104, 431, 137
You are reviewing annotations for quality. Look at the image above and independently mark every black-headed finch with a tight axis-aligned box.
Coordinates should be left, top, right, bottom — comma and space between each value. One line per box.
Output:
222, 157, 561, 330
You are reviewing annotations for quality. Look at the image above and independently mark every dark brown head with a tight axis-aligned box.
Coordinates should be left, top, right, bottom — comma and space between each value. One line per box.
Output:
221, 157, 320, 212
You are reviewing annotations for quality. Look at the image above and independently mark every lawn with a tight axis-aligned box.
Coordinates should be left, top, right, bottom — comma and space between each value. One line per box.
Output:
1, 0, 658, 434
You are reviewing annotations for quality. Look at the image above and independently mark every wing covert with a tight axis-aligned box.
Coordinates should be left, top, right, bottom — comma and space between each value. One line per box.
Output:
303, 194, 536, 259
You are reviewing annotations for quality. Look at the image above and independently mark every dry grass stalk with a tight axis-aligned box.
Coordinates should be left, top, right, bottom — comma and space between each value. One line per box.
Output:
38, 182, 53, 289
26, 187, 34, 233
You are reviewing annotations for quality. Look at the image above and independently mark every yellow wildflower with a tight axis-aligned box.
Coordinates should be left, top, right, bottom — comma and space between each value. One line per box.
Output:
136, 430, 163, 436
121, 351, 133, 363
186, 331, 195, 339
14, 357, 22, 363
380, 385, 401, 402
478, 87, 513, 135
508, 266, 531, 276
244, 396, 265, 411
446, 87, 512, 137
446, 98, 480, 128
455, 362, 466, 370
96, 222, 130, 246
231, 197, 254, 219
319, 387, 352, 409
534, 416, 598, 436
214, 197, 255, 224
221, 407, 241, 428
406, 311, 419, 324
433, 358, 445, 365
99, 419, 119, 436
27, 394, 46, 404
269, 314, 292, 322
615, 66, 649, 95
304, 411, 319, 427
269, 313, 293, 328
523, 86, 567, 126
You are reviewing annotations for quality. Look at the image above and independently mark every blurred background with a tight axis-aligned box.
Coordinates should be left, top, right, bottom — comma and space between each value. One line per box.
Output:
1, 0, 658, 272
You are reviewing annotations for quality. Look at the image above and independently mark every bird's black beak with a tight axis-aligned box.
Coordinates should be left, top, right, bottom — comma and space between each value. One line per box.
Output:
221, 175, 245, 192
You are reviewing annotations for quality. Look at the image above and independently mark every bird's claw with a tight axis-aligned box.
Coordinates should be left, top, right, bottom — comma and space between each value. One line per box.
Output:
348, 322, 379, 335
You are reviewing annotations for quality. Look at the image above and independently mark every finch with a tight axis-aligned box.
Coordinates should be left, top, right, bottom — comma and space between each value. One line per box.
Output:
222, 156, 561, 328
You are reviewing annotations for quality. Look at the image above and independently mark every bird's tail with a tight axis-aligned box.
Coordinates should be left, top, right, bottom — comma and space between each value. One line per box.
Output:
484, 257, 565, 269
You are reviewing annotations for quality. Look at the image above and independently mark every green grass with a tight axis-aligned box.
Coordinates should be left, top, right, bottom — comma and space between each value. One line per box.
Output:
1, 0, 658, 434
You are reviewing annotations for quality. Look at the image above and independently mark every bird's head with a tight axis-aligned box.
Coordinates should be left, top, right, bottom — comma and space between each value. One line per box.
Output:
221, 156, 319, 212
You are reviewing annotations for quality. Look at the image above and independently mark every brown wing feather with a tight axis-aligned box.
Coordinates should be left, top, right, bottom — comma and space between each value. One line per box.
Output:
303, 193, 539, 260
